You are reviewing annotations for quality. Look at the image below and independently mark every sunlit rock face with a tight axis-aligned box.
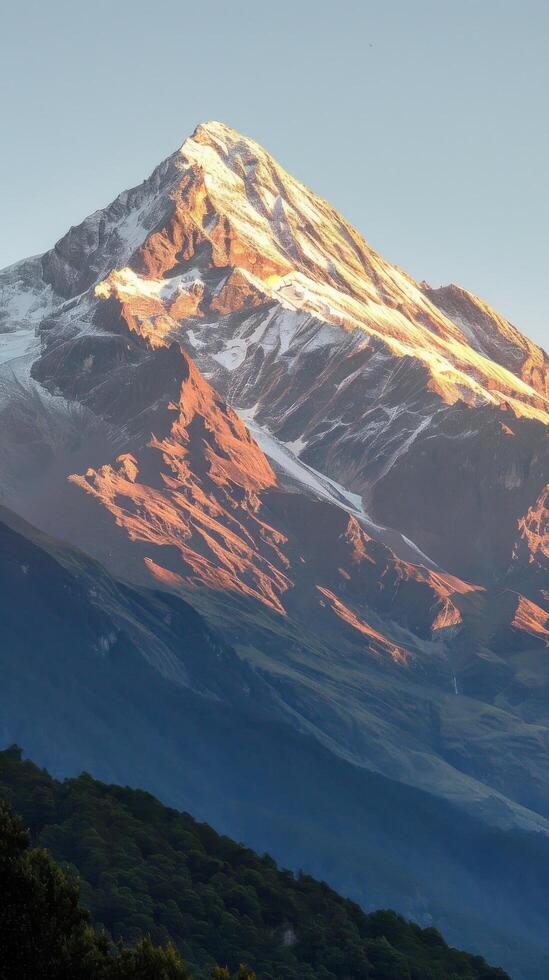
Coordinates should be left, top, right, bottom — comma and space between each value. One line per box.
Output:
517, 485, 549, 567
503, 485, 549, 617
64, 313, 475, 662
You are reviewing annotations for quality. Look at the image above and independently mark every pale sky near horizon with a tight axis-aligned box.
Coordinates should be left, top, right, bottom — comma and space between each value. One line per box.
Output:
1, 0, 547, 349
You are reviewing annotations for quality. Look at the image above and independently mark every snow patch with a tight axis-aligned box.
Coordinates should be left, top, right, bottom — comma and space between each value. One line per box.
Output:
213, 340, 248, 371
0, 328, 39, 366
239, 413, 439, 569
282, 434, 309, 455
241, 414, 380, 526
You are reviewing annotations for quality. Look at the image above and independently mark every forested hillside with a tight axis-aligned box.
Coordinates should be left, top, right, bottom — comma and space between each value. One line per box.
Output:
0, 747, 507, 979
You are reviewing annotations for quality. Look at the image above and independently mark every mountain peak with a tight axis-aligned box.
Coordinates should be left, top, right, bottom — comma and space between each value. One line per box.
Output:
180, 119, 269, 175
120, 123, 548, 422
2, 119, 548, 423
189, 118, 247, 142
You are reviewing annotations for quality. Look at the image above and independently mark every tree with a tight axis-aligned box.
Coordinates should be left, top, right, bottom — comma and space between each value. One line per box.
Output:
0, 801, 190, 979
0, 800, 104, 978
114, 937, 190, 979
211, 968, 256, 980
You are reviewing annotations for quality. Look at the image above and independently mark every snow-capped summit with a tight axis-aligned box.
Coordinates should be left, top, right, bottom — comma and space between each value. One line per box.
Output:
0, 120, 547, 587
116, 119, 548, 419
3, 120, 547, 409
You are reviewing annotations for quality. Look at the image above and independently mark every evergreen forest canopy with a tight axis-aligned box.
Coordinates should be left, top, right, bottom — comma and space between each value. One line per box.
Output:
0, 747, 508, 980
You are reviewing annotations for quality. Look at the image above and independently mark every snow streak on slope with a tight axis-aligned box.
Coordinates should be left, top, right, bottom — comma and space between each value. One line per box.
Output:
0, 328, 38, 365
238, 408, 438, 568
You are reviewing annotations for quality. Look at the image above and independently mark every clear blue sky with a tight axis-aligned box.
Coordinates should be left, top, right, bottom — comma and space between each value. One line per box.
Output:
1, 0, 547, 348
